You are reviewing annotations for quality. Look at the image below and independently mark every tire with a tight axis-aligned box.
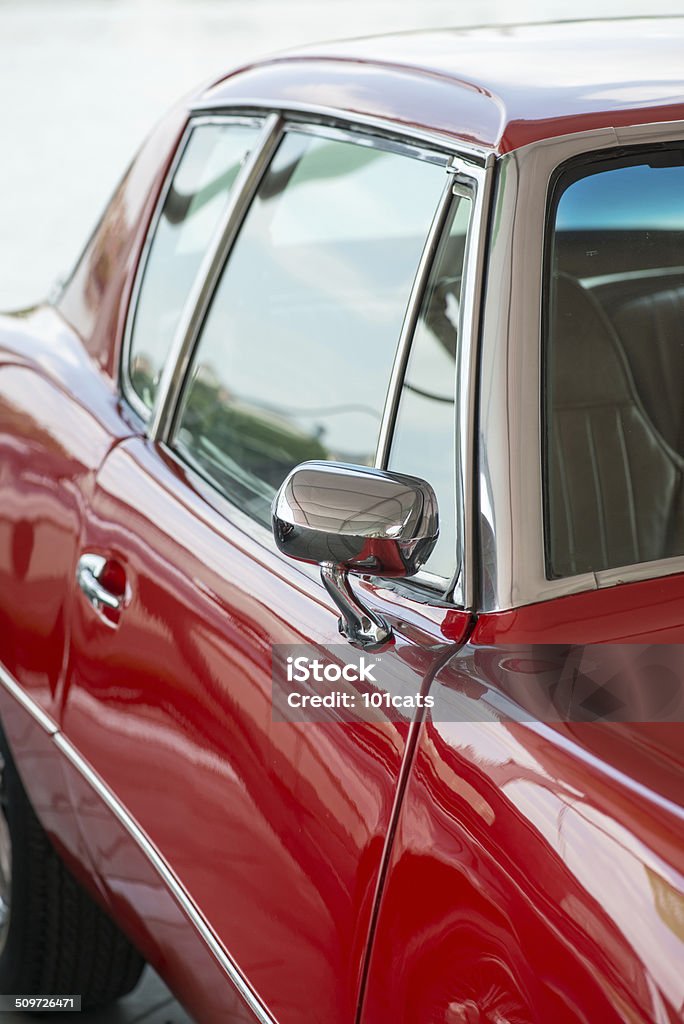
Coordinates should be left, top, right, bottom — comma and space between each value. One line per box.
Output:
0, 726, 145, 1009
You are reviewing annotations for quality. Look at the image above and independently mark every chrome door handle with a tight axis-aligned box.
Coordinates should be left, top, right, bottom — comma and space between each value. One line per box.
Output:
76, 554, 122, 611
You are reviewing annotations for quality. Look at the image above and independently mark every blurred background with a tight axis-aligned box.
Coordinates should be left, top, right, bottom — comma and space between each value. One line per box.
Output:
2, 0, 684, 310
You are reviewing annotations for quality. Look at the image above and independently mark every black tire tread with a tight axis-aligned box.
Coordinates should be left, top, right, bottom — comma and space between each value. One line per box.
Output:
0, 730, 145, 1009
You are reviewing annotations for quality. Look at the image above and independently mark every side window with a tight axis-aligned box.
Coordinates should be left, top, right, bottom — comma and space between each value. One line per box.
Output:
173, 129, 446, 526
388, 195, 472, 579
127, 120, 261, 413
545, 151, 684, 578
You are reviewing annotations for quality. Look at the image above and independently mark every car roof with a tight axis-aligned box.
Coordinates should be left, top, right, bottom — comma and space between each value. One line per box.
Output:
201, 18, 684, 156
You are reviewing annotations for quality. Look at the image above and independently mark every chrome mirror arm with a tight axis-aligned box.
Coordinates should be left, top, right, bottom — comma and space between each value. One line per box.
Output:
320, 562, 391, 649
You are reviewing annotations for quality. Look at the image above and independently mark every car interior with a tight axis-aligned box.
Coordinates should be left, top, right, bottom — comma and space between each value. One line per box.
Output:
547, 216, 684, 579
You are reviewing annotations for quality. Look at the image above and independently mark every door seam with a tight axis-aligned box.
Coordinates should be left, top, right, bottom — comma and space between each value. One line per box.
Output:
353, 618, 477, 1024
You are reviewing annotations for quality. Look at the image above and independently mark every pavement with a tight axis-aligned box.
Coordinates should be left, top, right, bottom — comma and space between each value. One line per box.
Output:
3, 971, 193, 1024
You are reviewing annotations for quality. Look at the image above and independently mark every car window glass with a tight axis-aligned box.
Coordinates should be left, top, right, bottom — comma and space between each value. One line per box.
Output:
128, 121, 260, 412
545, 153, 684, 578
388, 196, 472, 580
174, 129, 446, 526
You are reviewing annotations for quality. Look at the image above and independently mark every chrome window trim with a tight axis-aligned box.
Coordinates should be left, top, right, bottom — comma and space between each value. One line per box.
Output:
0, 667, 276, 1024
191, 97, 493, 167
374, 154, 491, 608
375, 172, 459, 470
145, 108, 491, 608
449, 157, 493, 610
281, 119, 448, 165
120, 113, 266, 423
478, 118, 684, 612
595, 554, 684, 590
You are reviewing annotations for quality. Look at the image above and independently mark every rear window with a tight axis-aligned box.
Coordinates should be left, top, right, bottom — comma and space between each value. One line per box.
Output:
544, 149, 684, 578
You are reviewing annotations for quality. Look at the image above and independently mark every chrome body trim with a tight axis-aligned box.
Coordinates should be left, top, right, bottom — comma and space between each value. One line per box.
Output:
478, 118, 684, 612
53, 735, 276, 1024
0, 667, 276, 1024
120, 115, 265, 424
150, 112, 283, 441
0, 662, 58, 735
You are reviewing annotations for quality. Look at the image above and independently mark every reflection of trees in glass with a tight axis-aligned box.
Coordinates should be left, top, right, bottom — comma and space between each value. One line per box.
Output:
163, 157, 246, 225
235, 395, 381, 466
259, 139, 384, 201
181, 374, 327, 504
130, 356, 156, 410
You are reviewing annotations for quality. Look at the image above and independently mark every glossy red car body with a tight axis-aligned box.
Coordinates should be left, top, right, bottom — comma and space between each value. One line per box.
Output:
1, 19, 684, 1024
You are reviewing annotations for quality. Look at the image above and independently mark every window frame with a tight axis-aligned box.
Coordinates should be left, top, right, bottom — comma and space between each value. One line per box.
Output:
477, 119, 684, 614
120, 113, 265, 423
542, 141, 684, 582
120, 104, 492, 611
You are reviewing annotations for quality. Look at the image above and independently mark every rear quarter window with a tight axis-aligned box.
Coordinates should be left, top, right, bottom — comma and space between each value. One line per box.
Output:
544, 149, 684, 578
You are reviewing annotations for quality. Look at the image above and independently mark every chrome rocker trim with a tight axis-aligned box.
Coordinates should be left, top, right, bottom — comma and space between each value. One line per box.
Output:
0, 668, 276, 1024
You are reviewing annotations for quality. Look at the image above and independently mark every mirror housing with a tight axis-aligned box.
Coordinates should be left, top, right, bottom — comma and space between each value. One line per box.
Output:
272, 461, 439, 647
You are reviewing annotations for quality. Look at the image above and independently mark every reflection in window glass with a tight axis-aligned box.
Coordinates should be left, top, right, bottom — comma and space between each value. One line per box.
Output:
128, 122, 259, 412
389, 196, 472, 580
546, 154, 684, 578
556, 162, 684, 231
175, 131, 446, 525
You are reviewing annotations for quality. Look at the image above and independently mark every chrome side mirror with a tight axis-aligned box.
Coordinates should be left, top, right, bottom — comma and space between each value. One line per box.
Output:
272, 461, 439, 648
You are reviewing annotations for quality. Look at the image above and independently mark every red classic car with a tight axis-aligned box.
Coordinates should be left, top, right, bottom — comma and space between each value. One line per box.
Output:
1, 18, 684, 1024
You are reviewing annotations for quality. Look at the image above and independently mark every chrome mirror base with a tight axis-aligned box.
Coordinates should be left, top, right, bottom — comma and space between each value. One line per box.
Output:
320, 564, 392, 649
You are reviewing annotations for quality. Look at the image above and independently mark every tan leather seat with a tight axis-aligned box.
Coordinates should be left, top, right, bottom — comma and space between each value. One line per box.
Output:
547, 274, 684, 578
611, 285, 684, 456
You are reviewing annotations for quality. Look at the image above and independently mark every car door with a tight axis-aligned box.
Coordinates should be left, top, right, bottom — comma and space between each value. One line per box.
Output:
0, 102, 187, 863
360, 135, 684, 1023
58, 115, 486, 1023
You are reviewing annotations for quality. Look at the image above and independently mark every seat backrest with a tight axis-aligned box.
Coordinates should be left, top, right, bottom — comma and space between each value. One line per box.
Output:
546, 274, 684, 577
611, 285, 684, 456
